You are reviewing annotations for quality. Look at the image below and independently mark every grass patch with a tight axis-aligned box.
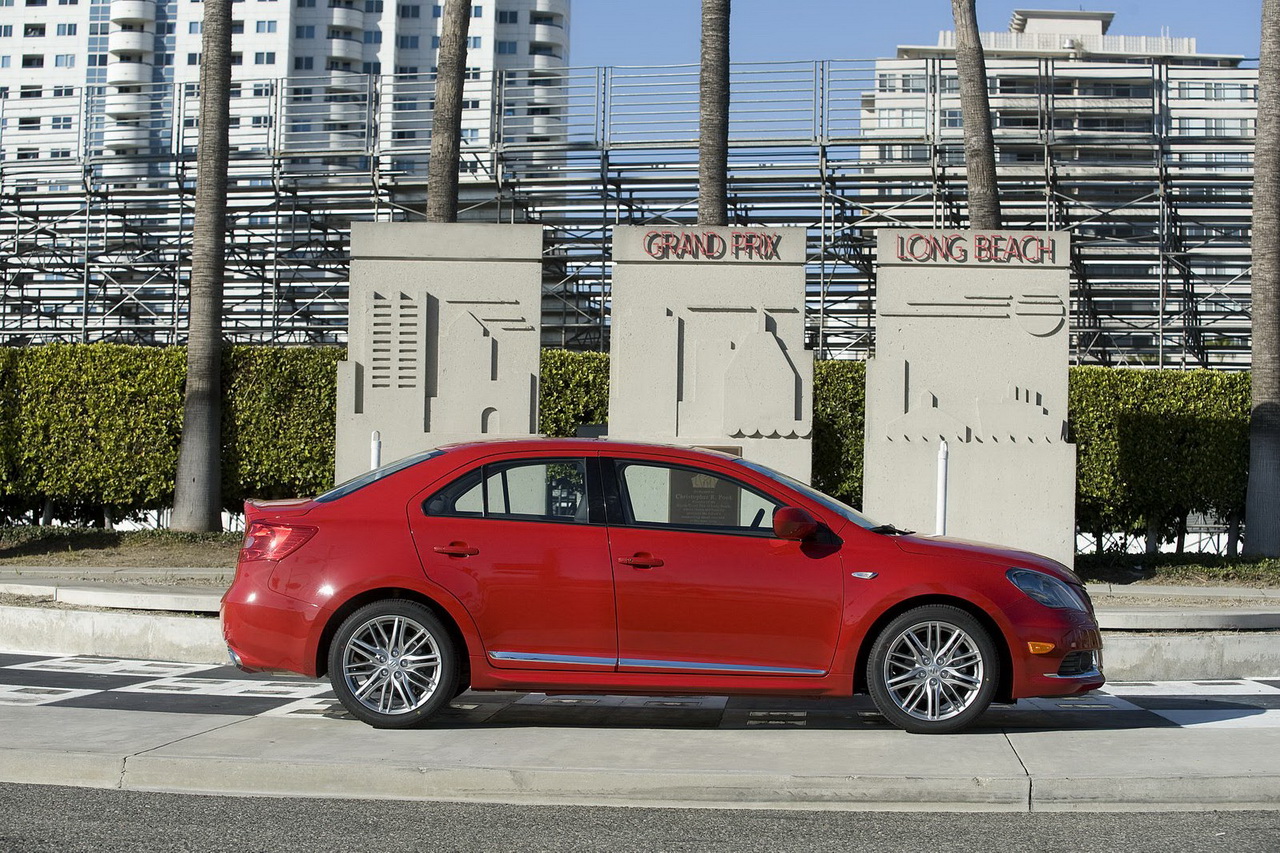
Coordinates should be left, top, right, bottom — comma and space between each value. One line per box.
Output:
0, 526, 241, 567
1075, 553, 1280, 588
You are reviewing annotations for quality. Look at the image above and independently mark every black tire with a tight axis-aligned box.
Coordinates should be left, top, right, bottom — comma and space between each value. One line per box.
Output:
866, 604, 999, 734
327, 599, 458, 729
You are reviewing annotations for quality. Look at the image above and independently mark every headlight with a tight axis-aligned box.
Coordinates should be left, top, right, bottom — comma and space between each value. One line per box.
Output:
1007, 568, 1090, 612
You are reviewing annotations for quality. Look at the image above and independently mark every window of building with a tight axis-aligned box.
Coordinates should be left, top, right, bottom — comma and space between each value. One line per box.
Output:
54, 53, 73, 66
19, 116, 40, 130
56, 23, 76, 35
0, 56, 9, 67
468, 35, 480, 48
325, 59, 351, 70
397, 34, 418, 48
256, 20, 276, 32
50, 148, 71, 157
364, 0, 381, 9
251, 115, 271, 126
472, 4, 480, 15
294, 55, 313, 69
51, 115, 71, 129
88, 53, 106, 65
395, 65, 416, 75
397, 3, 417, 16
57, 0, 77, 4
21, 54, 43, 67
461, 126, 478, 141
187, 52, 200, 64
297, 0, 315, 6
231, 20, 244, 33
497, 9, 515, 23
0, 25, 10, 36
20, 84, 41, 97
253, 51, 272, 63
363, 30, 380, 43
52, 86, 72, 96
24, 23, 46, 36
293, 25, 312, 38
188, 21, 201, 32
16, 147, 39, 159
25, 0, 46, 6
496, 40, 516, 54
361, 60, 381, 73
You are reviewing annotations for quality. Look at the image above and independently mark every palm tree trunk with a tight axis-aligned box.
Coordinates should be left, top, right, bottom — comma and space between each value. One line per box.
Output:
426, 0, 473, 223
951, 0, 1001, 230
698, 0, 730, 226
1246, 0, 1280, 556
171, 0, 231, 532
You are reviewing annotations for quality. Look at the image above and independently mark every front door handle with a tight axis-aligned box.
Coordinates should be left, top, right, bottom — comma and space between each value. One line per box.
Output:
434, 542, 479, 557
617, 552, 664, 569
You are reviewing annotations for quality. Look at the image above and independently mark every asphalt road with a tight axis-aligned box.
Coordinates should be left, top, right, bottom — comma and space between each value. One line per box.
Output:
2, 783, 1278, 852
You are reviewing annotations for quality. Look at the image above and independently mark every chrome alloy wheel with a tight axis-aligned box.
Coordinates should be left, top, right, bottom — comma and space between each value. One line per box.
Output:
340, 614, 442, 716
881, 620, 985, 722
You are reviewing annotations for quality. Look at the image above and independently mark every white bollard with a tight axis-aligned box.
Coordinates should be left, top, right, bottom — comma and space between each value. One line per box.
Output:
370, 430, 382, 471
936, 438, 949, 536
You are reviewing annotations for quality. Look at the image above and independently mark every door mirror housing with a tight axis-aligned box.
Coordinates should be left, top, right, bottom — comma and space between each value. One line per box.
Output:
773, 506, 819, 541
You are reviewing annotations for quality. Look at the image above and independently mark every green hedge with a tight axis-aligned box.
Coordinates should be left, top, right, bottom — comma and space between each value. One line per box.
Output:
0, 346, 1255, 540
1070, 366, 1249, 539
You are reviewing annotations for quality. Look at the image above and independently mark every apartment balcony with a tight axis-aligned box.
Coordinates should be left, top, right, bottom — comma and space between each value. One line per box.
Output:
105, 60, 154, 86
108, 30, 153, 55
326, 37, 363, 64
328, 6, 364, 31
103, 91, 151, 117
101, 123, 150, 148
109, 0, 156, 23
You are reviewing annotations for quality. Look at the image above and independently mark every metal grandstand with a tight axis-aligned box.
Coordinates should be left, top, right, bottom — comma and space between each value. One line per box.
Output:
0, 57, 1258, 367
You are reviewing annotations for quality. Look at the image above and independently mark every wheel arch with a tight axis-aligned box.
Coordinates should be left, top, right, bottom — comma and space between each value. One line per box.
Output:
315, 587, 471, 690
852, 595, 1014, 704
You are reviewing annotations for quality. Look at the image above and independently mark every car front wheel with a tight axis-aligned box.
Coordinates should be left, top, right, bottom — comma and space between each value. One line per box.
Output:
867, 604, 999, 734
328, 599, 458, 728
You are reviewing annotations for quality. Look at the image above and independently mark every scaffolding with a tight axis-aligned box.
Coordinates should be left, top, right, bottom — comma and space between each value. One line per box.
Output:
0, 58, 1258, 366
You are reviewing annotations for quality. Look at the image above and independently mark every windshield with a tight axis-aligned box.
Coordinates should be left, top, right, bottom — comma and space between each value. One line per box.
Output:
733, 457, 882, 531
315, 450, 444, 503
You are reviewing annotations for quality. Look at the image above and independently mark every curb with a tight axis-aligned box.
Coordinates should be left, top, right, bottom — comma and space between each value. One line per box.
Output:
2, 604, 1277, 681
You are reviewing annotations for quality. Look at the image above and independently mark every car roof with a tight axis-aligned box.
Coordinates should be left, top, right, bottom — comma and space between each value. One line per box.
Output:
436, 437, 744, 461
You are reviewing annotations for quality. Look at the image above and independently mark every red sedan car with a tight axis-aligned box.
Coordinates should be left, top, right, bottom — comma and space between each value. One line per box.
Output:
221, 439, 1103, 734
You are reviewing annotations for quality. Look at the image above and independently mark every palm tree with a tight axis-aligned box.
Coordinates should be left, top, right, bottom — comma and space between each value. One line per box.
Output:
1246, 0, 1280, 557
951, 0, 1001, 229
171, 0, 232, 532
698, 0, 730, 226
426, 0, 473, 222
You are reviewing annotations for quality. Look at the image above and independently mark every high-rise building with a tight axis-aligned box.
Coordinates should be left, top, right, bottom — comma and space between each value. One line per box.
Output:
0, 7, 1260, 368
0, 0, 569, 179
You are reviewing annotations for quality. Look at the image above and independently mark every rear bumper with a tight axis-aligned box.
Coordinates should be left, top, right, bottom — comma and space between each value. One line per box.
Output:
220, 563, 322, 677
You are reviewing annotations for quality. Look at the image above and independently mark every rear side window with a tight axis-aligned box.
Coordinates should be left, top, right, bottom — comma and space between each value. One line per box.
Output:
425, 458, 589, 523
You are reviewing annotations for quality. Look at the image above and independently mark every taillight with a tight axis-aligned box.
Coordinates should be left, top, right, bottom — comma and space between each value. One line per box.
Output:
240, 522, 317, 562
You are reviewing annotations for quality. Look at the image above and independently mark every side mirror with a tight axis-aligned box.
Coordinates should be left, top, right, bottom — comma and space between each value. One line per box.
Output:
773, 506, 819, 541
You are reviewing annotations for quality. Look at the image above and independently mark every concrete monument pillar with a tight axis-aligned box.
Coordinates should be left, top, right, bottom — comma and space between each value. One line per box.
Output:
608, 225, 812, 481
864, 229, 1076, 565
335, 222, 543, 482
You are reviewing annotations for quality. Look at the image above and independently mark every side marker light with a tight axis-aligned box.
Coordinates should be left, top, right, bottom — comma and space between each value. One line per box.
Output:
1027, 641, 1056, 655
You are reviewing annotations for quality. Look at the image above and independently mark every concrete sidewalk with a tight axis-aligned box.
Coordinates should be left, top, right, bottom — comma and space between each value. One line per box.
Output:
1, 702, 1278, 811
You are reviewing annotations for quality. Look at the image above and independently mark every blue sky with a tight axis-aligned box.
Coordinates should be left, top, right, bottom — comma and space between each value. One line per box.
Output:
569, 1, 1263, 68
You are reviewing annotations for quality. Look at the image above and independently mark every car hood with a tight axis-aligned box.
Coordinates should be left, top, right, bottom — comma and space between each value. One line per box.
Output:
891, 533, 1083, 585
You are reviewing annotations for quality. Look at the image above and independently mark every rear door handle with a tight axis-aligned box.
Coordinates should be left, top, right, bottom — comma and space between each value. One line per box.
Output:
434, 542, 479, 557
617, 552, 664, 569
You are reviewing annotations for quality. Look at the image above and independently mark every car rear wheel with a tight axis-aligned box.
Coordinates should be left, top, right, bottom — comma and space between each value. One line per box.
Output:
867, 604, 999, 734
328, 599, 458, 728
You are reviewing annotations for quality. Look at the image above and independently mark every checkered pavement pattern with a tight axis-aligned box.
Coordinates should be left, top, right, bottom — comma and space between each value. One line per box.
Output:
2, 652, 1278, 729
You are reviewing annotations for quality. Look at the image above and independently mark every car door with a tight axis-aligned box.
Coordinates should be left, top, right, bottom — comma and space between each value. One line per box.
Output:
408, 454, 617, 673
604, 455, 844, 677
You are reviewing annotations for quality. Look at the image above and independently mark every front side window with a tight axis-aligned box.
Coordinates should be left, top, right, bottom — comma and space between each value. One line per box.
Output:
615, 462, 779, 535
425, 458, 589, 524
